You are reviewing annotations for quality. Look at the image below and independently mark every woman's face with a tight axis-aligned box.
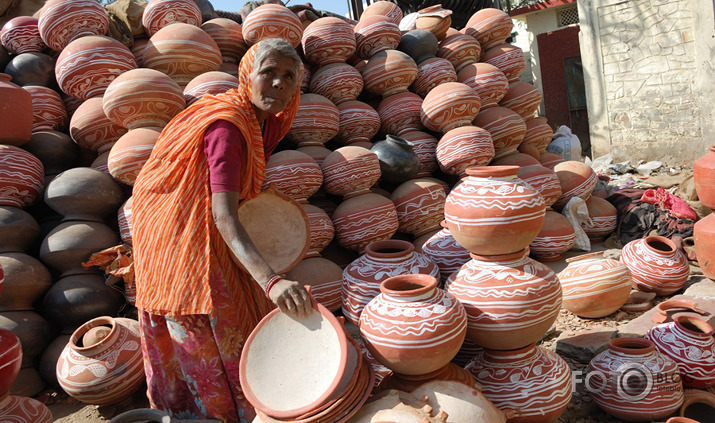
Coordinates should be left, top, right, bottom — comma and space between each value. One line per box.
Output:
250, 53, 299, 121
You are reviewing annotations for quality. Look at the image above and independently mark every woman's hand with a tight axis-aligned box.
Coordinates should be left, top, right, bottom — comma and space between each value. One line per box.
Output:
268, 278, 314, 318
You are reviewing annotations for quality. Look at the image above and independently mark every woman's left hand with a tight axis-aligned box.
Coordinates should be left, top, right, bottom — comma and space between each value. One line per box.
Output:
268, 278, 314, 318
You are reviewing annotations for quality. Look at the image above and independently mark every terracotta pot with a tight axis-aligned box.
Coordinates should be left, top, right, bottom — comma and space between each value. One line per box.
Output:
0, 396, 52, 422
0, 17, 45, 55
529, 209, 575, 263
0, 328, 22, 398
183, 71, 238, 106
436, 125, 495, 177
286, 93, 339, 146
413, 57, 458, 98
353, 15, 401, 59
302, 17, 356, 66
201, 18, 247, 64
552, 160, 598, 210
0, 253, 52, 312
437, 33, 481, 73
332, 192, 399, 253
481, 43, 526, 83
446, 249, 562, 350
108, 127, 161, 186
0, 74, 33, 146
499, 81, 542, 119
359, 274, 467, 375
143, 23, 222, 87
465, 343, 572, 423
0, 310, 51, 368
38, 334, 71, 387
297, 145, 332, 167
299, 203, 334, 258
693, 145, 715, 209
457, 62, 509, 109
397, 29, 439, 64
415, 5, 452, 41
370, 135, 421, 185
262, 151, 322, 203
472, 107, 526, 160
321, 146, 381, 198
646, 315, 715, 389
678, 389, 715, 421
390, 178, 445, 237
540, 151, 566, 169
694, 213, 715, 280
0, 207, 40, 254
0, 145, 44, 209
90, 152, 110, 176
310, 63, 363, 105
56, 35, 136, 101
522, 117, 554, 154
335, 100, 380, 146
286, 257, 342, 312
493, 152, 540, 167
362, 49, 417, 97
131, 37, 149, 67
141, 0, 201, 37
103, 68, 185, 129
620, 235, 690, 296
588, 338, 683, 421
24, 85, 67, 133
377, 92, 424, 137
582, 196, 617, 241
376, 362, 480, 393
118, 196, 133, 246
401, 131, 439, 177
44, 167, 124, 221
38, 0, 109, 51
360, 1, 403, 25
444, 166, 545, 256
57, 316, 144, 405
463, 8, 513, 50
421, 82, 481, 133
342, 239, 439, 326
420, 222, 471, 286
240, 4, 303, 48
518, 165, 561, 208
69, 98, 127, 154
39, 220, 120, 277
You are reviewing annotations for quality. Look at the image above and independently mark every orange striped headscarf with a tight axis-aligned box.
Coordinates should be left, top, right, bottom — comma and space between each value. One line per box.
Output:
131, 41, 302, 315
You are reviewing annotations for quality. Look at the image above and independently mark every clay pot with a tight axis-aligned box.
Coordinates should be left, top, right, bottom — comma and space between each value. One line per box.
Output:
437, 33, 481, 73
342, 239, 439, 326
39, 334, 70, 387
551, 160, 598, 210
376, 362, 481, 394
493, 152, 540, 167
436, 126, 495, 177
359, 274, 467, 375
0, 253, 52, 312
310, 63, 363, 105
421, 82, 481, 133
517, 164, 562, 208
131, 37, 149, 67
39, 220, 120, 277
522, 117, 554, 154
4, 53, 55, 88
118, 196, 133, 246
321, 146, 381, 197
558, 251, 632, 318
415, 5, 452, 41
421, 221, 471, 285
401, 131, 439, 177
412, 57, 457, 98
201, 18, 247, 64
463, 8, 513, 51
108, 127, 161, 186
370, 135, 421, 185
299, 203, 334, 258
0, 17, 45, 55
529, 209, 575, 263
141, 0, 202, 37
446, 249, 562, 350
240, 4, 303, 48
588, 338, 684, 421
499, 81, 542, 119
38, 0, 109, 51
457, 62, 509, 109
397, 29, 439, 64
331, 192, 399, 253
694, 213, 715, 280
582, 196, 617, 241
335, 100, 380, 146
353, 15, 401, 59
143, 23, 222, 87
390, 178, 446, 237
360, 1, 403, 25
472, 107, 526, 160
286, 93, 339, 146
24, 85, 67, 132
620, 235, 690, 296
0, 310, 51, 369
56, 35, 137, 101
302, 17, 356, 66
540, 151, 566, 169
0, 207, 40, 254
263, 150, 323, 203
362, 50, 417, 97
377, 92, 424, 137
0, 328, 22, 398
678, 389, 715, 421
183, 71, 238, 106
103, 68, 185, 129
444, 166, 545, 256
0, 145, 44, 209
0, 396, 52, 422
693, 145, 715, 209
90, 152, 110, 176
285, 256, 342, 312
44, 167, 124, 221
297, 145, 332, 167
481, 43, 526, 83
57, 316, 144, 405
465, 343, 572, 423
68, 98, 126, 154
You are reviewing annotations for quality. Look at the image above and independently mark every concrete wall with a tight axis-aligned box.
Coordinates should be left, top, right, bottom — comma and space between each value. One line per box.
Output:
578, 0, 714, 164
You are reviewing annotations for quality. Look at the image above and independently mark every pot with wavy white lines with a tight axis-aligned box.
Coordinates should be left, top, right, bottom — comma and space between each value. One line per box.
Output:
437, 33, 481, 73
390, 178, 445, 238
359, 273, 467, 376
436, 126, 494, 177
331, 192, 399, 253
310, 63, 363, 105
463, 8, 513, 51
262, 150, 323, 204
529, 209, 575, 263
457, 62, 509, 109
335, 100, 380, 147
472, 106, 526, 160
38, 0, 109, 52
620, 235, 690, 296
552, 160, 598, 210
421, 220, 471, 285
286, 93, 339, 147
582, 196, 617, 242
353, 15, 401, 59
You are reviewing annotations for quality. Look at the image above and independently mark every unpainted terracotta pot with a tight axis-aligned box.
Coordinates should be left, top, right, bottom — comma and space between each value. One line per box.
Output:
694, 213, 715, 280
678, 389, 715, 421
693, 145, 715, 209
620, 235, 690, 296
141, 0, 202, 37
38, 0, 109, 51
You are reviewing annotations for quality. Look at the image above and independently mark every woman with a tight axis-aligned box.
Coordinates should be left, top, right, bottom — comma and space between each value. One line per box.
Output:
131, 39, 312, 423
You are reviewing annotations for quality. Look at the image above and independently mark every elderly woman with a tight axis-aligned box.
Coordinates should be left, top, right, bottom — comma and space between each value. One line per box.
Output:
131, 39, 312, 422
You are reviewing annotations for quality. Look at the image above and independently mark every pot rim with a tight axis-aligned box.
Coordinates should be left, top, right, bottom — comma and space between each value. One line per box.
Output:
673, 313, 714, 337
608, 337, 655, 354
365, 239, 414, 258
69, 315, 116, 352
643, 235, 677, 255
469, 248, 529, 262
465, 165, 519, 178
380, 273, 438, 297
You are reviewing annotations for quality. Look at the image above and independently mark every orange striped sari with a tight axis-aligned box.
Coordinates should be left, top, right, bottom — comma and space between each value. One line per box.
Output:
132, 42, 301, 316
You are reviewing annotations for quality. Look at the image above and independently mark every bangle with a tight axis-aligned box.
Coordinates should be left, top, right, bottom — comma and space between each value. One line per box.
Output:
264, 274, 282, 298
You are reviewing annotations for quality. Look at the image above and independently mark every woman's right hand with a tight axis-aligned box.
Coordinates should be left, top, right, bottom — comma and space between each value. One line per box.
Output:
268, 278, 314, 318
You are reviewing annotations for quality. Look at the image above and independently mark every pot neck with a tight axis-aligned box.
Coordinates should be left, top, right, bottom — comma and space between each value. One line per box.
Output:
642, 236, 677, 257
671, 314, 714, 339
607, 337, 656, 356
482, 343, 537, 363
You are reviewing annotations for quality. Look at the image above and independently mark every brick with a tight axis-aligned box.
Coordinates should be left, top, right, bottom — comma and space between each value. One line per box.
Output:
555, 328, 618, 364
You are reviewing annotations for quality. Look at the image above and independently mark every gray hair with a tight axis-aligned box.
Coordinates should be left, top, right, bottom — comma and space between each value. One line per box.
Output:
252, 38, 303, 75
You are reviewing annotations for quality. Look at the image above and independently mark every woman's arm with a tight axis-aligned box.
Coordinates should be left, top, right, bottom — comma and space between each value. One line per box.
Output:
212, 191, 313, 317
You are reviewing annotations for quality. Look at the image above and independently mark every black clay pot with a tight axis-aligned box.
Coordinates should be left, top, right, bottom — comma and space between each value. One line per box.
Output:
397, 29, 439, 64
370, 135, 421, 185
22, 131, 79, 177
4, 52, 56, 87
0, 45, 10, 71
0, 206, 40, 253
